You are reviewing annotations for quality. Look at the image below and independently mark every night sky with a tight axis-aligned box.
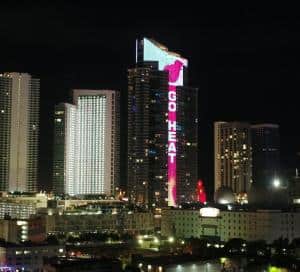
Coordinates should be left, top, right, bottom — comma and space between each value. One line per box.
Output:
1, 4, 299, 197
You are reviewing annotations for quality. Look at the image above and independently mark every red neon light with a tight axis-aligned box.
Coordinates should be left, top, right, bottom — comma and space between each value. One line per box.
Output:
197, 180, 207, 203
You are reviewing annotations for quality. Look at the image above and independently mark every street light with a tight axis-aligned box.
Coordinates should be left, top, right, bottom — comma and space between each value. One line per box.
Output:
168, 236, 174, 243
273, 179, 280, 188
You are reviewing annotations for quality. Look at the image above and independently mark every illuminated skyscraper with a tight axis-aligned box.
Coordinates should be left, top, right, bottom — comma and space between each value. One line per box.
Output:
251, 124, 280, 188
53, 90, 120, 196
53, 103, 76, 195
214, 122, 252, 194
128, 38, 198, 207
0, 72, 39, 192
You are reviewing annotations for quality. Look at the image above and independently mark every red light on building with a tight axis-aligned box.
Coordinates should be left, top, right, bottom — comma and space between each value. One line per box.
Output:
197, 180, 207, 203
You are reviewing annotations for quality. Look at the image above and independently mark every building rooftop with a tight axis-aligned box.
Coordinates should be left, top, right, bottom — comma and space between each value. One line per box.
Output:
251, 123, 279, 128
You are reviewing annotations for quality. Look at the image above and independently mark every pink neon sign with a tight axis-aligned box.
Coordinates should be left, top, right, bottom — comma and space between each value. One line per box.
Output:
164, 60, 184, 207
142, 38, 187, 207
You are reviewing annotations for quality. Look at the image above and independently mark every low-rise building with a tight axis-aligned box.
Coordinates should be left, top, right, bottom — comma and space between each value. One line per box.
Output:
45, 211, 154, 235
0, 217, 46, 243
161, 207, 300, 243
0, 201, 36, 219
0, 193, 48, 219
0, 241, 65, 272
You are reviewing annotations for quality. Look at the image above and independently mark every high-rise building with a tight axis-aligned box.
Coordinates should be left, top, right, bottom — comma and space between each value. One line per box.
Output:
52, 103, 76, 195
214, 122, 252, 194
251, 124, 280, 188
128, 38, 198, 207
0, 72, 39, 192
52, 90, 120, 196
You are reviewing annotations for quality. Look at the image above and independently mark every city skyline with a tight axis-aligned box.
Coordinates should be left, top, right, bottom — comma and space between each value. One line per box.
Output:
1, 5, 300, 271
0, 5, 299, 199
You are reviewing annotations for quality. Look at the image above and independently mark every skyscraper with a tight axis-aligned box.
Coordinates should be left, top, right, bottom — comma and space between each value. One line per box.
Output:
52, 90, 120, 196
52, 103, 76, 195
214, 122, 252, 194
128, 38, 198, 207
251, 124, 280, 188
0, 72, 39, 192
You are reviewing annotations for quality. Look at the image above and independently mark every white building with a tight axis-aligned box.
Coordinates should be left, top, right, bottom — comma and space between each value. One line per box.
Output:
0, 73, 39, 192
161, 207, 300, 243
53, 90, 120, 196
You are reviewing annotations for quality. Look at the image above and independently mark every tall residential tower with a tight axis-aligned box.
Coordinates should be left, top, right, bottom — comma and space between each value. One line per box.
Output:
0, 73, 39, 192
214, 122, 252, 194
128, 38, 198, 207
251, 124, 280, 188
52, 90, 120, 196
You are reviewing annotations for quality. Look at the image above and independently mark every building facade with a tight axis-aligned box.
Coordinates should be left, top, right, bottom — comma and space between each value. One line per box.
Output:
52, 90, 120, 196
214, 122, 252, 194
251, 124, 280, 188
0, 217, 46, 243
161, 207, 300, 243
45, 211, 154, 235
0, 201, 36, 220
0, 242, 65, 272
128, 38, 198, 207
52, 103, 76, 195
0, 72, 39, 192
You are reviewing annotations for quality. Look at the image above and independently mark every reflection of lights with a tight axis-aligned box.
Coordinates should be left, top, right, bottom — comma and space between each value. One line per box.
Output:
147, 264, 152, 271
154, 237, 159, 244
138, 239, 143, 245
138, 263, 143, 268
158, 266, 163, 272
